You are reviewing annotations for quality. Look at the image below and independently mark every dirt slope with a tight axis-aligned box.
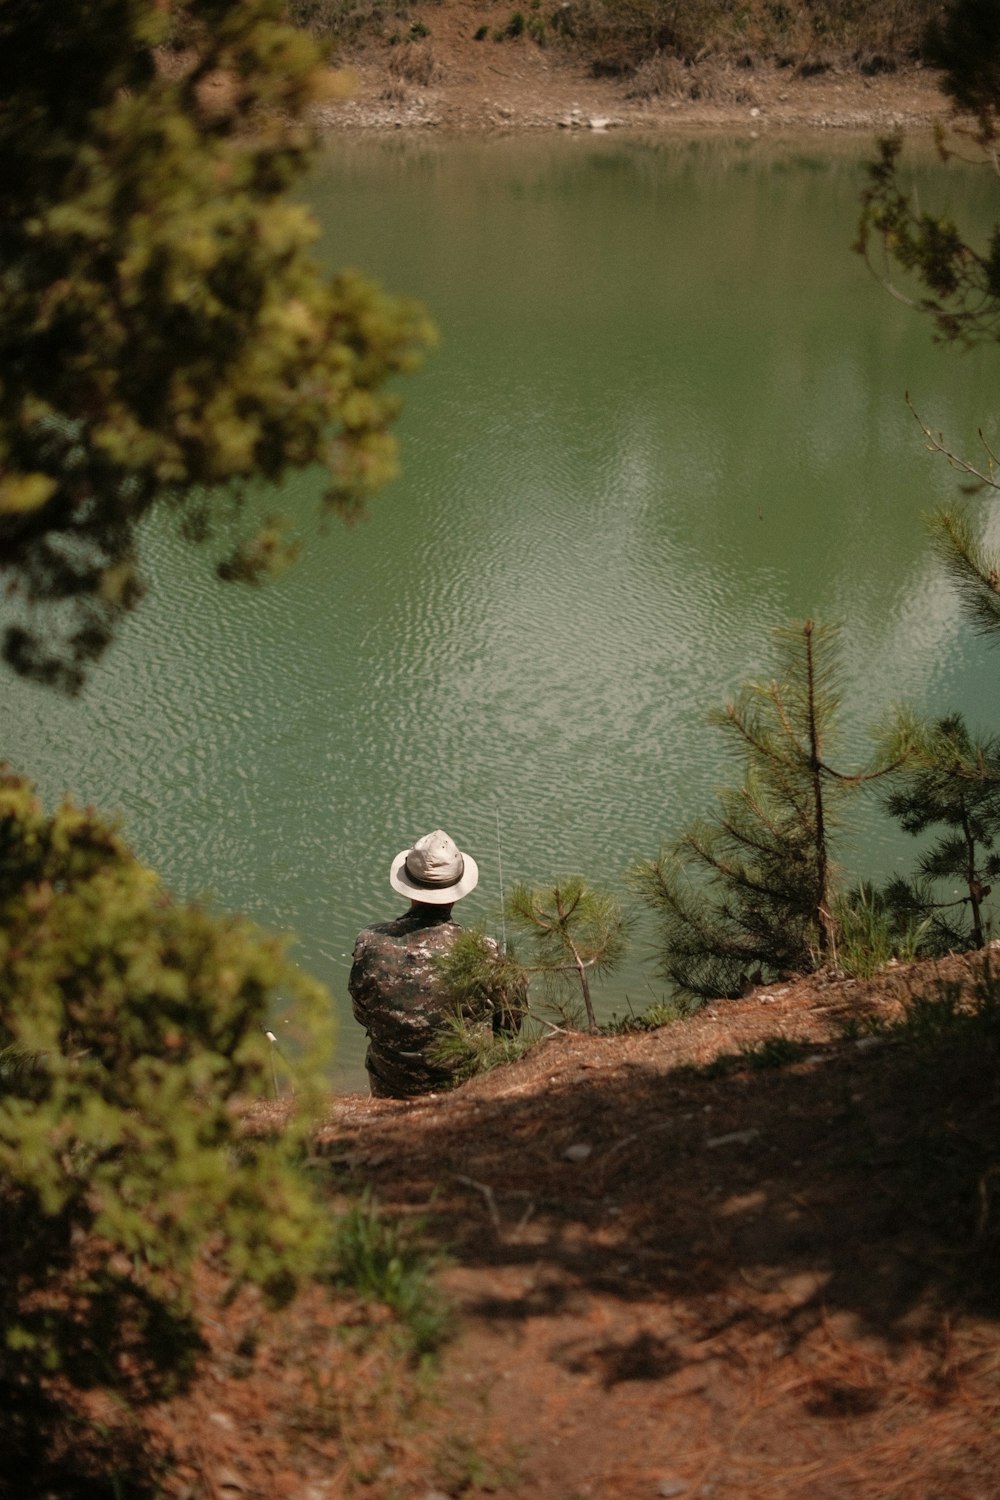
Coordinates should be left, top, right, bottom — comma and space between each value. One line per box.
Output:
309, 954, 999, 1499
318, 4, 951, 133
42, 951, 996, 1500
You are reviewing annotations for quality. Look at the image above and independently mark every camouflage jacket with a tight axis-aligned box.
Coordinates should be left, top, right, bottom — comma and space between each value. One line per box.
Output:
348, 908, 494, 1099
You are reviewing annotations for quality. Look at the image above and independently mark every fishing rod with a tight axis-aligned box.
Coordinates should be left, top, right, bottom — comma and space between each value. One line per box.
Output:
264, 1028, 297, 1099
495, 806, 508, 956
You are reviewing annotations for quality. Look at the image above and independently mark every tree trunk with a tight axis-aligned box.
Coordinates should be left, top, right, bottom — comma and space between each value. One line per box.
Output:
569, 939, 597, 1032
960, 800, 986, 948
804, 621, 835, 958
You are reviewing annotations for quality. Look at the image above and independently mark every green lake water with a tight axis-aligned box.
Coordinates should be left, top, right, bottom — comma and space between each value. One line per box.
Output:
5, 133, 999, 1088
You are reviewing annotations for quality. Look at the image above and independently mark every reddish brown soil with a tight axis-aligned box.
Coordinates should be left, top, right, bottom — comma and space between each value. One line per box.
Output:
26, 951, 1000, 1500
318, 2, 951, 134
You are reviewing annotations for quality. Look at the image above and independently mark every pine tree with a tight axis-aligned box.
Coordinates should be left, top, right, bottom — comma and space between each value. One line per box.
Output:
856, 0, 1000, 348
631, 621, 890, 1003
505, 878, 630, 1032
882, 711, 1000, 949
435, 878, 629, 1038
856, 0, 1000, 638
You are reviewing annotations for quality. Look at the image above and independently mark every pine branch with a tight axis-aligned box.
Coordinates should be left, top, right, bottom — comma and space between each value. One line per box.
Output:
928, 506, 1000, 636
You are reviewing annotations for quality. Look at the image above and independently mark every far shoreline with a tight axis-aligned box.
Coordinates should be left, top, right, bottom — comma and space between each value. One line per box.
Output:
313, 57, 951, 138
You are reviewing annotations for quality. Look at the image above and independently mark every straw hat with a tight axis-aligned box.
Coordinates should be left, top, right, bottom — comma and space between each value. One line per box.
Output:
389, 829, 479, 905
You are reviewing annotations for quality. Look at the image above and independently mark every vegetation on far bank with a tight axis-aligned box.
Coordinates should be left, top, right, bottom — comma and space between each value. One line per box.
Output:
284, 0, 947, 81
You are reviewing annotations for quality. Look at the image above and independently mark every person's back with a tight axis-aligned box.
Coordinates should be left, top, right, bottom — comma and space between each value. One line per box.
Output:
349, 903, 491, 1097
348, 829, 488, 1098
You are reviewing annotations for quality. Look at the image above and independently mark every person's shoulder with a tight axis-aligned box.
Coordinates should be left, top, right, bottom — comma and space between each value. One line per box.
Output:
353, 911, 459, 948
361, 915, 408, 938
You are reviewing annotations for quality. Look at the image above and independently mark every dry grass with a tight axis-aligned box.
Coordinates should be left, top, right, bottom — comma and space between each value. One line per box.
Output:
625, 53, 761, 103
388, 40, 443, 85
548, 0, 939, 78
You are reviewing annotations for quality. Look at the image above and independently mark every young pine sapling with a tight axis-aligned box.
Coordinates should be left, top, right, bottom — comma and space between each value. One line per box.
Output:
631, 621, 895, 1002
882, 711, 1000, 951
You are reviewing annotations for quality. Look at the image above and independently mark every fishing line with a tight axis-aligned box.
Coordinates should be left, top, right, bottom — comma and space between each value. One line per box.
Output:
495, 806, 508, 955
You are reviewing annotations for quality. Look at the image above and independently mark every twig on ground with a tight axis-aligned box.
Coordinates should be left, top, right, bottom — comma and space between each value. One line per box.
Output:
454, 1173, 503, 1236
601, 1119, 676, 1163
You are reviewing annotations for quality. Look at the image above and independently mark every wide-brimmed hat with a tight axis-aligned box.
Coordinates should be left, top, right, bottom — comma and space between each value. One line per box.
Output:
389, 829, 479, 905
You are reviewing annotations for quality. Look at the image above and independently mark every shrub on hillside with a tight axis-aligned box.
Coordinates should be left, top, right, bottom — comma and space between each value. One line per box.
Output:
0, 765, 331, 1396
550, 0, 940, 77
285, 0, 412, 42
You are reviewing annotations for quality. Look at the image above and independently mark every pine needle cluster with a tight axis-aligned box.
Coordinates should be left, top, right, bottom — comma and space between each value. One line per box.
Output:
433, 879, 630, 1060
506, 878, 630, 1031
880, 712, 1000, 950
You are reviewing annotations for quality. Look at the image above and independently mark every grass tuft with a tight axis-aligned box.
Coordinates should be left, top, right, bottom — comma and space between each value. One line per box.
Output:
329, 1192, 451, 1356
600, 999, 686, 1034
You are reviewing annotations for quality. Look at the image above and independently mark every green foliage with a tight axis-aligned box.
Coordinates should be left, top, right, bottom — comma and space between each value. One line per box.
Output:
857, 5, 1000, 896
429, 1011, 540, 1081
834, 880, 931, 977
506, 878, 630, 1031
632, 621, 888, 1003
881, 712, 1000, 950
926, 505, 1000, 639
856, 2, 1000, 343
861, 5, 1000, 966
433, 886, 628, 1049
600, 998, 683, 1033
835, 883, 898, 977
0, 764, 331, 1389
0, 0, 431, 691
433, 927, 530, 1035
430, 929, 535, 1082
329, 1191, 450, 1355
856, 135, 1000, 347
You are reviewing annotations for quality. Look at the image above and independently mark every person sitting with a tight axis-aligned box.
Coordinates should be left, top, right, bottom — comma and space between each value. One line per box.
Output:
348, 829, 493, 1098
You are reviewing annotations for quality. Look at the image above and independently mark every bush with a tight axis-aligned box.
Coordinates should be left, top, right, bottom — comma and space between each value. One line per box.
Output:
625, 52, 760, 101
835, 881, 931, 978
600, 999, 684, 1033
430, 1009, 539, 1081
388, 39, 442, 83
550, 0, 940, 77
0, 766, 331, 1396
285, 0, 410, 43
